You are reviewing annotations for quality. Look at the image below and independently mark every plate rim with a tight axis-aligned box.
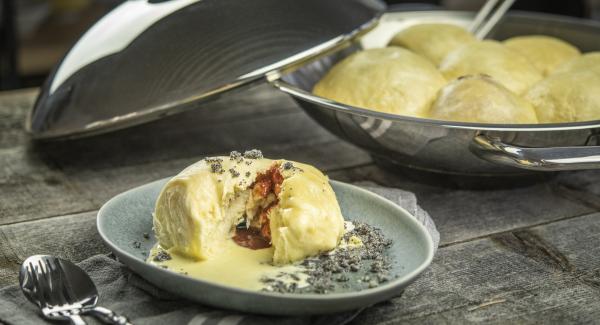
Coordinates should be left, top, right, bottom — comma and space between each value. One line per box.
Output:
96, 177, 434, 302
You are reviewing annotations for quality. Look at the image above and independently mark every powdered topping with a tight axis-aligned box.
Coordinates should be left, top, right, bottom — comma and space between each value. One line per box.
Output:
210, 162, 224, 174
229, 151, 244, 163
280, 161, 303, 174
228, 168, 240, 178
204, 157, 223, 163
153, 250, 172, 262
261, 221, 394, 294
244, 149, 263, 159
282, 161, 294, 170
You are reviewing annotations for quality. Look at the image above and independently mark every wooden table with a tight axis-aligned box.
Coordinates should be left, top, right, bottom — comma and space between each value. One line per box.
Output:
1, 85, 600, 324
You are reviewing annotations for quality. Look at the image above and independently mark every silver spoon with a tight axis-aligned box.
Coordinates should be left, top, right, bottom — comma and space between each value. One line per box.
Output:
20, 255, 132, 325
469, 0, 516, 39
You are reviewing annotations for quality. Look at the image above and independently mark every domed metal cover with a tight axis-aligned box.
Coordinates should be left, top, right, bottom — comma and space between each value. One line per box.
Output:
27, 0, 384, 139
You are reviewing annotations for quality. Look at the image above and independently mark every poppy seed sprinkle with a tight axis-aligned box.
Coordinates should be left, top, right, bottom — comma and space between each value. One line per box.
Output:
260, 221, 393, 294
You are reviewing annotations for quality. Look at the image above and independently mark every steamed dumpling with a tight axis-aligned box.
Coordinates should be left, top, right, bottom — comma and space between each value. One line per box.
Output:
429, 75, 538, 123
503, 35, 580, 76
525, 70, 600, 123
313, 47, 446, 117
553, 52, 600, 75
440, 40, 543, 95
153, 153, 345, 265
388, 23, 475, 66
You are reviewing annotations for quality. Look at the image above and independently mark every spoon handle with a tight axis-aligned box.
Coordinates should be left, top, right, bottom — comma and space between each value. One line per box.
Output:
68, 315, 87, 325
86, 306, 132, 325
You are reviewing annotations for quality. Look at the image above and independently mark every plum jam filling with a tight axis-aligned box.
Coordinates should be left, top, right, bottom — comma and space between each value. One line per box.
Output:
232, 164, 283, 250
232, 228, 271, 250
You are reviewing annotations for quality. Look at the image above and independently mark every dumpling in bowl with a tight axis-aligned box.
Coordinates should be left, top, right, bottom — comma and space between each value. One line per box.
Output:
503, 35, 580, 76
525, 70, 600, 123
439, 40, 543, 95
388, 23, 475, 66
553, 52, 600, 74
429, 75, 538, 124
313, 47, 446, 117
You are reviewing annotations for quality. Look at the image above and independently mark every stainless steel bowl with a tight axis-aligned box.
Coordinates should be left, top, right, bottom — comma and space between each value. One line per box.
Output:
274, 10, 600, 176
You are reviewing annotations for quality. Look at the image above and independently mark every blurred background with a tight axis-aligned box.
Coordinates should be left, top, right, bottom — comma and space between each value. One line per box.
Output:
1, 0, 600, 91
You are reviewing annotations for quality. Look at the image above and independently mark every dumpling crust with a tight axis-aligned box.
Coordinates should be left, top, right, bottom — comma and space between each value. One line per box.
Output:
553, 52, 600, 75
440, 40, 543, 95
504, 35, 580, 76
313, 47, 446, 117
430, 74, 538, 124
525, 70, 600, 123
388, 23, 475, 66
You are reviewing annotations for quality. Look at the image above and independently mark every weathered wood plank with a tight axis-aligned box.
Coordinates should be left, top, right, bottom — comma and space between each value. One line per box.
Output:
329, 165, 598, 246
555, 170, 600, 210
0, 89, 37, 149
0, 146, 94, 225
351, 212, 600, 324
0, 211, 107, 287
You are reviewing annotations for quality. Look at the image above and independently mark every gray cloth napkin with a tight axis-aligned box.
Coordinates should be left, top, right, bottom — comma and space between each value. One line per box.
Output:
0, 184, 439, 325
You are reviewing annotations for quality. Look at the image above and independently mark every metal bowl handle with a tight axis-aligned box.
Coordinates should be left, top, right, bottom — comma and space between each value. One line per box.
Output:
470, 134, 600, 171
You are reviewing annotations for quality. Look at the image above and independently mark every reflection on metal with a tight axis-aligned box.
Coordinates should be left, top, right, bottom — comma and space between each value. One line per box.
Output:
359, 117, 392, 138
28, 0, 384, 139
471, 134, 600, 170
276, 11, 600, 176
50, 0, 201, 94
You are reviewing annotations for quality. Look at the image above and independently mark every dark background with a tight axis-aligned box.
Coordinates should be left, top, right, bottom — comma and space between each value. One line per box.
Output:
0, 0, 598, 91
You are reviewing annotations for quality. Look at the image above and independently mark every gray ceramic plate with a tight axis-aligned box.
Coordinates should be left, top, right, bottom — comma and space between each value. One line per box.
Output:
97, 178, 434, 315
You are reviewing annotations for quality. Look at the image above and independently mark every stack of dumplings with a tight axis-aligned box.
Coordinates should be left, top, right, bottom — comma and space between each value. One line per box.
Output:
313, 23, 600, 124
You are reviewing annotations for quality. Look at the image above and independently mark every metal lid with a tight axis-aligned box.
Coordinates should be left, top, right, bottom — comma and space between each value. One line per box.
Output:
27, 0, 384, 139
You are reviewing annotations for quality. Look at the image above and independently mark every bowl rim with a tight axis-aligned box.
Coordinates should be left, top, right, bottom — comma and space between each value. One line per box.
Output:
274, 10, 600, 132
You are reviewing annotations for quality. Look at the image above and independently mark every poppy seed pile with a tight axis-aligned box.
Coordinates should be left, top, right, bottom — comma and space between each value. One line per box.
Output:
261, 221, 394, 294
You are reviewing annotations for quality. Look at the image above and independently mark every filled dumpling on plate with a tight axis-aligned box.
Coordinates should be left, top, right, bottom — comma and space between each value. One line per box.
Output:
153, 150, 344, 265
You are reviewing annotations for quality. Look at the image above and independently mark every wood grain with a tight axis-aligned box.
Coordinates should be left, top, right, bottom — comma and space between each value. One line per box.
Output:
0, 89, 37, 149
0, 146, 94, 225
0, 211, 107, 287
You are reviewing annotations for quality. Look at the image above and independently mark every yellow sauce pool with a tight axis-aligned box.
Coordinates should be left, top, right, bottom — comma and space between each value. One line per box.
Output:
147, 240, 308, 291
